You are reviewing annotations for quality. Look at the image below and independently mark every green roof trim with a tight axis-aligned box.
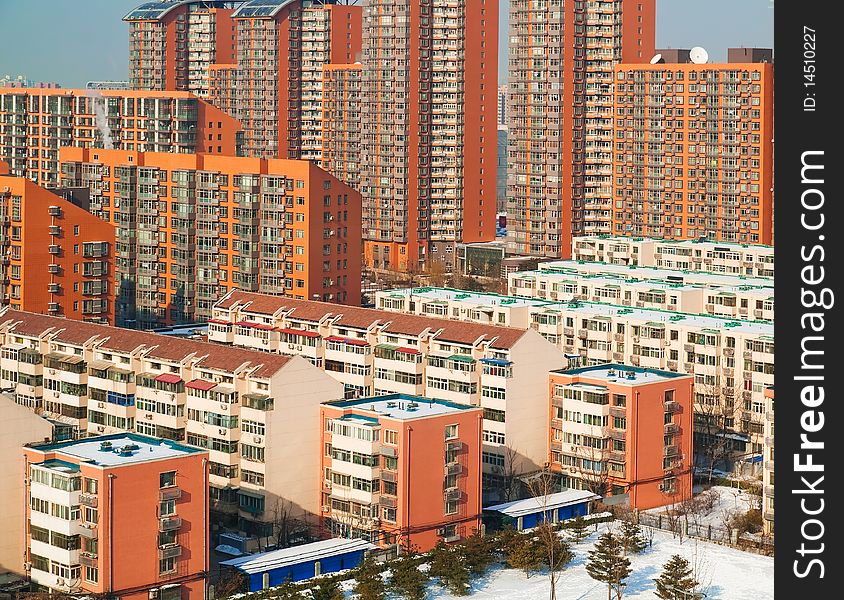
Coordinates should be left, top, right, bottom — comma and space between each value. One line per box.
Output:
447, 354, 476, 364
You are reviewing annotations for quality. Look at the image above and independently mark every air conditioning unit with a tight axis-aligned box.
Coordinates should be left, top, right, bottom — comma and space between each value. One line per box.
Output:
149, 589, 160, 599
321, 505, 331, 513
436, 527, 446, 535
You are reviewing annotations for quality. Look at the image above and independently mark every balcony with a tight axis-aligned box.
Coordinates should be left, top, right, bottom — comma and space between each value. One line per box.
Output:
80, 553, 98, 568
379, 496, 397, 509
159, 516, 182, 532
664, 423, 680, 435
663, 445, 679, 457
79, 493, 98, 508
159, 544, 183, 560
664, 400, 681, 413
160, 486, 182, 501
445, 440, 464, 452
78, 523, 98, 538
444, 462, 463, 476
444, 487, 462, 501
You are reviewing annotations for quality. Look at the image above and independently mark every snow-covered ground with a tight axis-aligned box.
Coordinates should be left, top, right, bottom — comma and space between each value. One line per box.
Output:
337, 522, 773, 600
643, 485, 759, 530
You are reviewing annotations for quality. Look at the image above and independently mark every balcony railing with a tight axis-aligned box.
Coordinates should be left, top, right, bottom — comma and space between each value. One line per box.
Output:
160, 487, 182, 501
663, 445, 679, 457
159, 516, 182, 532
79, 493, 98, 508
159, 544, 182, 560
444, 463, 463, 476
664, 423, 680, 435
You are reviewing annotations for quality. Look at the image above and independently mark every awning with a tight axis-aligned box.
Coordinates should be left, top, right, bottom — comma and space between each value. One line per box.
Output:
325, 336, 369, 346
375, 343, 398, 351
186, 379, 217, 391
207, 319, 230, 325
447, 354, 476, 363
278, 327, 321, 338
155, 373, 183, 385
47, 353, 85, 364
480, 357, 512, 366
87, 359, 114, 371
235, 321, 275, 331
396, 347, 420, 355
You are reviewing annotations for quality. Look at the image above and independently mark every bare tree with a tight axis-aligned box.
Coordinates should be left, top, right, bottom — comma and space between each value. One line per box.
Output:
570, 428, 613, 497
489, 443, 526, 503
693, 379, 745, 483
525, 469, 574, 600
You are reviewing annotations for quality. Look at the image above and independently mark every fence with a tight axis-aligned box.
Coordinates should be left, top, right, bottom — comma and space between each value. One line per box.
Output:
637, 512, 774, 555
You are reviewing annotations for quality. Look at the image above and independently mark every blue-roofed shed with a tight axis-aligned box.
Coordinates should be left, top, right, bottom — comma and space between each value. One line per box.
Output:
483, 489, 599, 532
220, 538, 375, 591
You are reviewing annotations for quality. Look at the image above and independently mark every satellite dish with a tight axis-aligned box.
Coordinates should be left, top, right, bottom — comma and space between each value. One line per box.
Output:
649, 53, 664, 64
689, 47, 709, 64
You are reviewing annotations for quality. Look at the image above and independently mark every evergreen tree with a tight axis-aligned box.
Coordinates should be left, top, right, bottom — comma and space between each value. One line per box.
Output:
429, 541, 471, 596
619, 520, 648, 555
459, 530, 495, 576
506, 535, 545, 578
388, 555, 429, 600
586, 532, 632, 600
566, 516, 590, 543
427, 541, 452, 581
654, 555, 699, 600
353, 556, 385, 600
309, 578, 343, 600
275, 576, 305, 600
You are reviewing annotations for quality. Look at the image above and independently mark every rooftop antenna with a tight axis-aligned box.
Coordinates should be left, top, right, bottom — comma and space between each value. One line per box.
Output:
689, 46, 709, 64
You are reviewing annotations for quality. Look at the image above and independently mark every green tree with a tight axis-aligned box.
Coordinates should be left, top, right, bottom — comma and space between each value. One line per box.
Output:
459, 530, 495, 576
566, 516, 590, 543
353, 556, 385, 600
309, 578, 343, 600
654, 555, 699, 600
388, 555, 429, 600
586, 532, 632, 600
506, 535, 545, 578
618, 520, 647, 555
429, 541, 471, 596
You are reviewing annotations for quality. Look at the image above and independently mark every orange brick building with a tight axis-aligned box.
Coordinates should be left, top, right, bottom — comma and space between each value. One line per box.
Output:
320, 63, 361, 190
59, 147, 361, 328
548, 364, 694, 510
124, 0, 239, 97
320, 394, 483, 552
0, 88, 241, 188
23, 434, 208, 600
612, 50, 774, 244
0, 169, 115, 323
506, 0, 656, 258
360, 0, 498, 272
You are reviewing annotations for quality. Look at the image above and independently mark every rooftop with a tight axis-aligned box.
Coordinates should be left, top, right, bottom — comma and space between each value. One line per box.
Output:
554, 363, 690, 384
572, 235, 775, 251
325, 393, 480, 420
232, 0, 296, 19
221, 538, 375, 574
0, 309, 293, 378
485, 489, 600, 518
520, 261, 774, 288
124, 1, 244, 21
29, 433, 204, 467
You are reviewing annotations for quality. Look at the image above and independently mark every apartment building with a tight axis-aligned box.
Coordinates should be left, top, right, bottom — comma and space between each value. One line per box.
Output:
360, 0, 497, 272
506, 0, 655, 258
208, 290, 566, 503
59, 147, 361, 328
371, 285, 773, 454
23, 434, 208, 599
320, 63, 361, 190
762, 386, 773, 535
125, 0, 240, 97
0, 172, 114, 323
570, 236, 774, 277
612, 52, 774, 244
0, 393, 53, 576
497, 85, 507, 127
0, 88, 241, 187
320, 394, 482, 551
379, 280, 774, 324
0, 309, 345, 539
511, 259, 773, 293
548, 364, 694, 510
208, 64, 237, 116
216, 0, 362, 160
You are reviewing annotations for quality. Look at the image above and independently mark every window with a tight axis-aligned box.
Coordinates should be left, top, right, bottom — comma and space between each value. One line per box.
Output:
444, 424, 458, 440
159, 499, 176, 517
383, 429, 398, 445
160, 557, 177, 574
160, 471, 177, 488
85, 566, 99, 583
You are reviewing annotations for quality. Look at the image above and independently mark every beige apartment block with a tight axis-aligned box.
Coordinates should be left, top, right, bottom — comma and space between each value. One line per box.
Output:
762, 386, 774, 535
570, 236, 774, 277
208, 291, 567, 503
0, 309, 344, 538
371, 288, 773, 454
0, 394, 53, 576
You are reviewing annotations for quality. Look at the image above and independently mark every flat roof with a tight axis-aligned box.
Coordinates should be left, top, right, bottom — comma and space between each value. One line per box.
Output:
519, 261, 774, 288
485, 489, 599, 518
325, 393, 479, 420
554, 363, 690, 384
572, 235, 775, 251
31, 433, 204, 467
221, 538, 375, 574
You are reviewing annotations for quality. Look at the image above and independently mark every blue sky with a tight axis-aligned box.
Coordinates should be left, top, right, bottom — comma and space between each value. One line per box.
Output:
0, 0, 773, 87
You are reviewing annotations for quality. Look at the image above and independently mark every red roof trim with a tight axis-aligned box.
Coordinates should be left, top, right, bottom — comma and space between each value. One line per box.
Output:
207, 319, 230, 325
396, 346, 420, 355
155, 373, 183, 384
324, 335, 369, 346
278, 327, 321, 338
186, 379, 217, 391
235, 321, 275, 331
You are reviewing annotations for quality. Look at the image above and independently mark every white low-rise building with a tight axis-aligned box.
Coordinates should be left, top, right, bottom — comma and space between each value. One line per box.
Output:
570, 236, 774, 278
